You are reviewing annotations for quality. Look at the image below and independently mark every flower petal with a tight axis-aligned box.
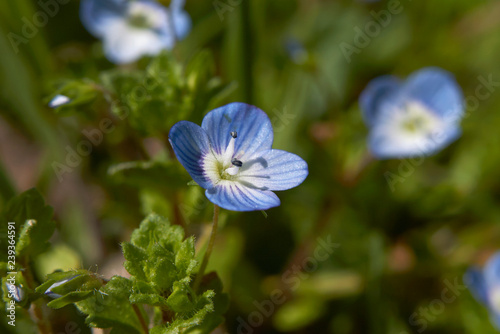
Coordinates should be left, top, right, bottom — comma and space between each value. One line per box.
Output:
359, 75, 401, 127
491, 313, 500, 330
369, 122, 461, 159
169, 121, 214, 189
102, 20, 172, 64
80, 0, 125, 38
201, 103, 273, 160
237, 149, 308, 191
484, 253, 500, 288
205, 181, 280, 211
402, 67, 464, 122
170, 0, 191, 39
464, 268, 489, 306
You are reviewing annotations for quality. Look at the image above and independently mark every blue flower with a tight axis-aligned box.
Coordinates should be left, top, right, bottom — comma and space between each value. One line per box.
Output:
169, 103, 309, 211
465, 252, 500, 329
80, 0, 191, 64
359, 67, 464, 159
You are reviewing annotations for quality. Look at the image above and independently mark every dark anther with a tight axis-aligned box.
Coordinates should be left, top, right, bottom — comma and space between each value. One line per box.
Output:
231, 158, 243, 167
230, 131, 238, 138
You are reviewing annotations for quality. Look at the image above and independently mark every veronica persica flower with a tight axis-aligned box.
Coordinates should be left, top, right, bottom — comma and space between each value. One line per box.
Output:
359, 67, 464, 159
80, 0, 191, 64
169, 103, 308, 211
465, 252, 500, 329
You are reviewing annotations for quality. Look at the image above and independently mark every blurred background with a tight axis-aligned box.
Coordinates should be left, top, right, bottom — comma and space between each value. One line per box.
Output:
1, 0, 500, 333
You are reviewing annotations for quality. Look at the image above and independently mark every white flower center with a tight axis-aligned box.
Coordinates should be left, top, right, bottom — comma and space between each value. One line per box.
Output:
398, 101, 443, 136
127, 2, 163, 29
203, 132, 244, 184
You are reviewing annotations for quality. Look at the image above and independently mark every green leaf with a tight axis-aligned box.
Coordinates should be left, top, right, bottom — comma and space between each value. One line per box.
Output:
166, 277, 195, 313
0, 189, 55, 262
76, 276, 145, 334
36, 269, 104, 308
175, 237, 197, 278
47, 79, 99, 114
151, 290, 215, 334
122, 243, 148, 281
129, 279, 169, 307
47, 290, 94, 309
123, 214, 195, 291
185, 273, 229, 334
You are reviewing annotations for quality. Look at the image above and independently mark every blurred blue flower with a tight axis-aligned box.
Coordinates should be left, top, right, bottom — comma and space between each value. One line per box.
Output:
359, 67, 464, 159
465, 252, 500, 329
80, 0, 191, 64
48, 94, 71, 108
169, 103, 308, 211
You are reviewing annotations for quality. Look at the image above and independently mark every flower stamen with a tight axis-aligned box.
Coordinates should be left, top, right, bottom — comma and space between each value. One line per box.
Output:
222, 131, 237, 167
231, 158, 243, 167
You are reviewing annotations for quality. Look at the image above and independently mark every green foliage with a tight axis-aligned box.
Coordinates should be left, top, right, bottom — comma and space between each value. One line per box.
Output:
0, 188, 55, 264
97, 51, 235, 136
31, 213, 225, 333
35, 270, 103, 309
47, 79, 99, 114
122, 214, 226, 333
76, 276, 144, 334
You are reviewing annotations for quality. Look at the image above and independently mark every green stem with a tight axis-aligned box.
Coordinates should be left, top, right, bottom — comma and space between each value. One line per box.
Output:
193, 205, 220, 292
21, 260, 52, 334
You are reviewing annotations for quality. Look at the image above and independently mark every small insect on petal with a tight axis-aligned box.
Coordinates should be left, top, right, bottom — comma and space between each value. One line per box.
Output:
230, 131, 238, 138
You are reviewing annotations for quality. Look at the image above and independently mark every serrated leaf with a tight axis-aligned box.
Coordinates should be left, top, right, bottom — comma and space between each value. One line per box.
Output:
0, 189, 55, 262
147, 245, 178, 290
123, 214, 196, 291
151, 290, 215, 334
129, 214, 184, 251
175, 237, 197, 277
185, 272, 229, 334
166, 277, 195, 313
76, 276, 145, 334
122, 243, 148, 281
129, 279, 169, 307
